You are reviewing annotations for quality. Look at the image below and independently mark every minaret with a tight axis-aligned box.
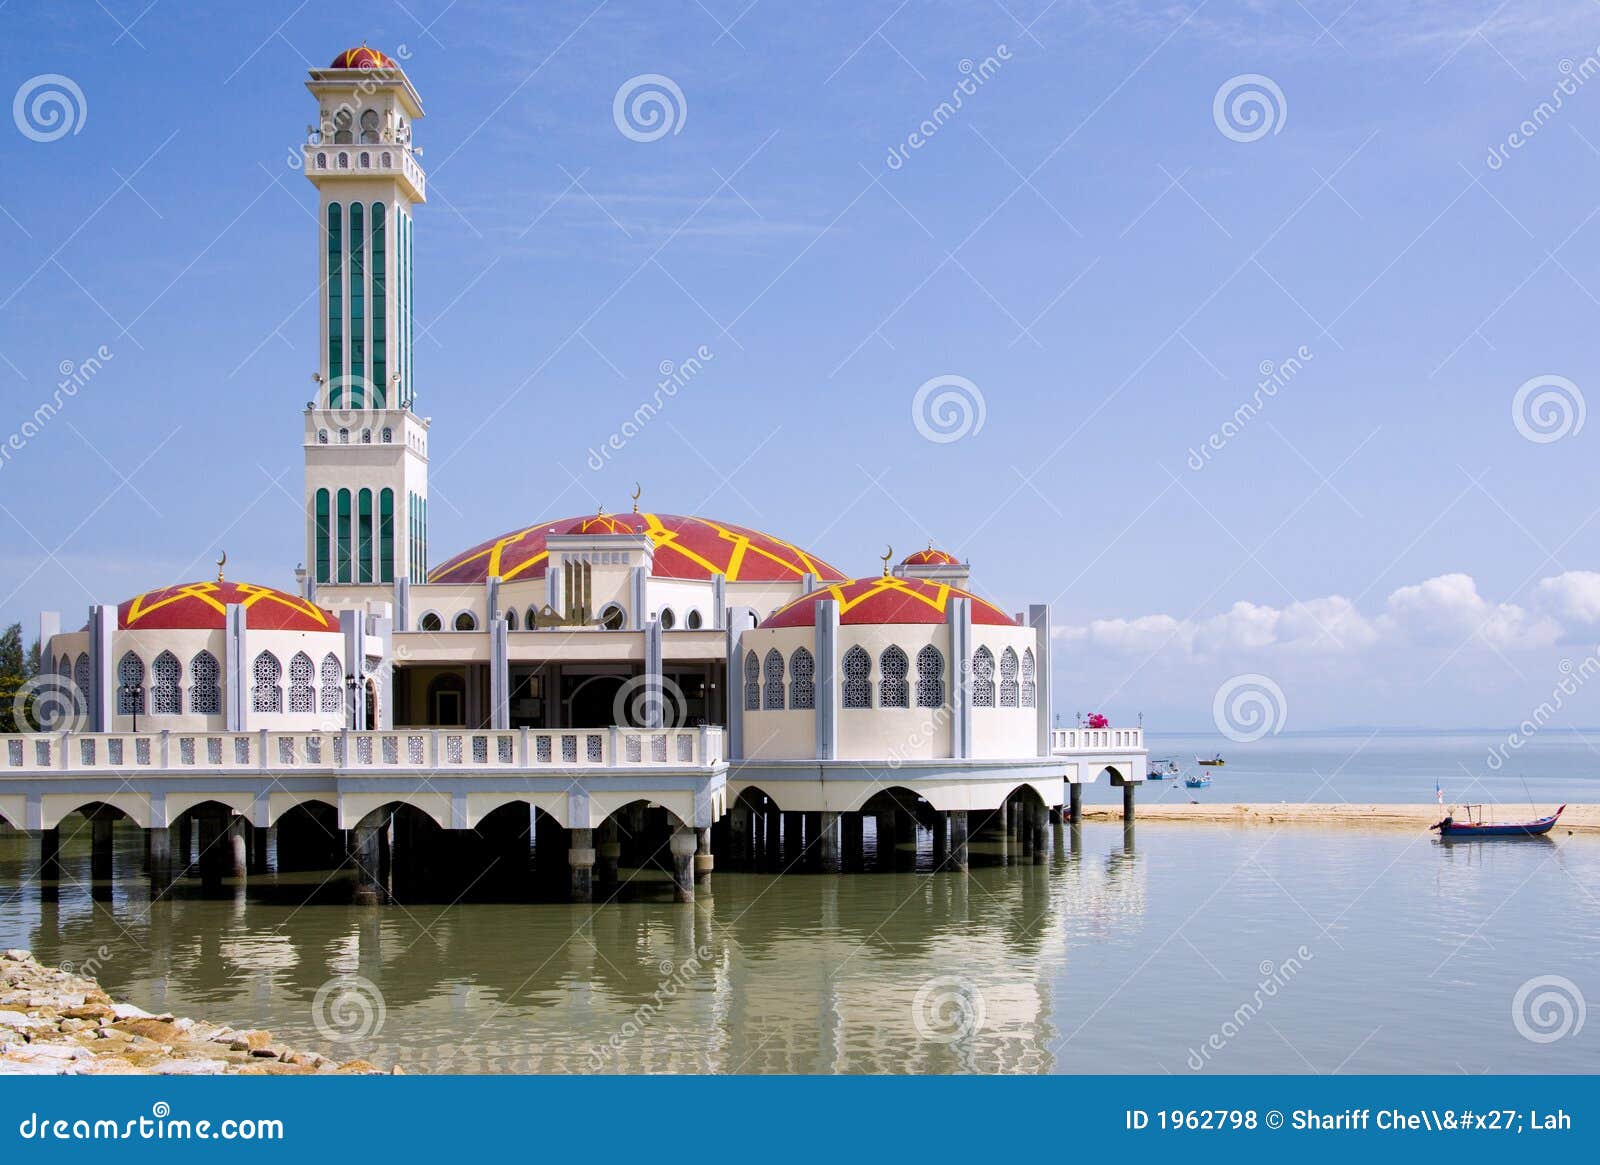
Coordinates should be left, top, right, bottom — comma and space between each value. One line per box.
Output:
300, 45, 429, 596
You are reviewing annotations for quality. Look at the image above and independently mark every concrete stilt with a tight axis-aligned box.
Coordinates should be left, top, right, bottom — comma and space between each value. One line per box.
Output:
694, 827, 713, 886
1020, 806, 1034, 856
90, 816, 114, 884
39, 827, 60, 881
351, 825, 384, 904
1069, 783, 1083, 824
818, 811, 842, 873
247, 826, 272, 875
1031, 801, 1048, 864
1122, 782, 1136, 821
197, 814, 227, 887
148, 826, 173, 893
1048, 806, 1063, 825
931, 811, 948, 865
668, 827, 697, 902
227, 818, 248, 879
568, 828, 595, 903
874, 810, 895, 863
596, 819, 621, 886
729, 805, 750, 868
178, 817, 193, 871
764, 804, 780, 868
948, 810, 969, 873
782, 812, 804, 861
803, 812, 821, 863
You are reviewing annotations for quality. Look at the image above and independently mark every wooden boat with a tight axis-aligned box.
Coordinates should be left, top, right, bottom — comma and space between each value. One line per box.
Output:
1196, 754, 1225, 766
1431, 804, 1565, 838
1184, 775, 1212, 789
1148, 759, 1180, 780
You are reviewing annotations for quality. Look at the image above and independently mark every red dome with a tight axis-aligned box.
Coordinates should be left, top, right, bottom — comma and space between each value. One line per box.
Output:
330, 45, 396, 69
762, 577, 1016, 629
430, 512, 848, 586
561, 513, 635, 536
119, 581, 337, 634
901, 546, 961, 566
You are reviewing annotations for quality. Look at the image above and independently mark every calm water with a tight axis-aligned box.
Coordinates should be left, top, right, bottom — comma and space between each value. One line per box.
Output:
1094, 728, 1600, 807
3, 793, 1596, 1074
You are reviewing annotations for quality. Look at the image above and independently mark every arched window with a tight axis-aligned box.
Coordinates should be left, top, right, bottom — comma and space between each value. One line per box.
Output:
58, 654, 70, 677
789, 647, 815, 710
288, 652, 315, 713
337, 151, 350, 169
453, 611, 478, 632
360, 109, 380, 143
916, 645, 944, 708
358, 151, 371, 168
73, 653, 90, 703
116, 652, 144, 715
315, 152, 327, 169
972, 646, 996, 707
333, 109, 353, 143
150, 651, 181, 716
361, 428, 372, 444
743, 651, 760, 711
879, 646, 909, 708
686, 609, 703, 630
419, 611, 442, 631
842, 646, 871, 709
505, 608, 518, 631
659, 607, 675, 630
381, 427, 393, 442
190, 651, 220, 715
320, 654, 343, 715
381, 151, 392, 167
599, 604, 625, 631
1021, 648, 1036, 708
338, 428, 349, 444
999, 647, 1020, 708
526, 606, 539, 630
763, 648, 785, 710
252, 651, 283, 714
317, 429, 329, 444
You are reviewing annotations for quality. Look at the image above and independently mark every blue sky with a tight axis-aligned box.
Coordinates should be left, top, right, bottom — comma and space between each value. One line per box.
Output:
5, 1, 1600, 731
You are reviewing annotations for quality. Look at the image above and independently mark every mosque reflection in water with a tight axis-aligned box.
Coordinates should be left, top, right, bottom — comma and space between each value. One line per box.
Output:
3, 822, 1144, 1075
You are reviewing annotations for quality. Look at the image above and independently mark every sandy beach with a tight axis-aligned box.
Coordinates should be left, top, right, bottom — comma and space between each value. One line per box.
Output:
1080, 802, 1600, 833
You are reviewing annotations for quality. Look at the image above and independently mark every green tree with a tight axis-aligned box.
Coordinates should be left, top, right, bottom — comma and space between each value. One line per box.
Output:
0, 623, 25, 733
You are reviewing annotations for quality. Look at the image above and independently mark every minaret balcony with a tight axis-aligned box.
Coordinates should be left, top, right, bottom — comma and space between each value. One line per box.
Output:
303, 144, 425, 202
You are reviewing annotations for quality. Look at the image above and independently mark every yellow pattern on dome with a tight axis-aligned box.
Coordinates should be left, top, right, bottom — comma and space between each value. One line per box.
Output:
124, 582, 331, 629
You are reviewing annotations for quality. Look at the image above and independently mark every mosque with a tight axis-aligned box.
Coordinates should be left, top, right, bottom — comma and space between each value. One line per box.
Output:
9, 48, 1146, 903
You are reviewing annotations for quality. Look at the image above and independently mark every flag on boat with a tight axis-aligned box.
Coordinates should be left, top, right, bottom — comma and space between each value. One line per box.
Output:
1435, 781, 1444, 808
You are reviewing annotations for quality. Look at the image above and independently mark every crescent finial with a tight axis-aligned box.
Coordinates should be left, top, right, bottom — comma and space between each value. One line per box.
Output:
632, 482, 642, 513
216, 550, 227, 583
881, 545, 893, 576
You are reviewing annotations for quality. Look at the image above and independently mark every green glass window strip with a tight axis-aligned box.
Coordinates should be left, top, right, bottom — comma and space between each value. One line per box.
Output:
349, 202, 365, 402
314, 488, 331, 584
380, 488, 395, 584
358, 488, 373, 584
337, 488, 352, 584
371, 202, 386, 408
326, 203, 342, 400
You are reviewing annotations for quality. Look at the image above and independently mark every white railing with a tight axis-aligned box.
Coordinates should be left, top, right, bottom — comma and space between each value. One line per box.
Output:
302, 144, 426, 196
1, 726, 723, 774
1050, 727, 1144, 752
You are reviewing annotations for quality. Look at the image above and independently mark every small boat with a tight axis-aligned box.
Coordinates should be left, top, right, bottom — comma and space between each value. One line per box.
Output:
1196, 754, 1225, 766
1431, 804, 1565, 838
1184, 775, 1212, 789
1148, 759, 1180, 780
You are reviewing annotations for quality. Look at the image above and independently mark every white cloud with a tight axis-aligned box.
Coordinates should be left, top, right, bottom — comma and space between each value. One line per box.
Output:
1057, 571, 1572, 657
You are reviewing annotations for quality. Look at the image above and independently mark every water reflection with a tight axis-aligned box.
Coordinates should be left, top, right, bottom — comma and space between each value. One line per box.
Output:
0, 823, 1154, 1074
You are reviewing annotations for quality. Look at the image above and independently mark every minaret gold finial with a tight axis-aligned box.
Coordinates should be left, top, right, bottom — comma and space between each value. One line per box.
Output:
215, 551, 227, 583
881, 545, 893, 577
632, 482, 642, 514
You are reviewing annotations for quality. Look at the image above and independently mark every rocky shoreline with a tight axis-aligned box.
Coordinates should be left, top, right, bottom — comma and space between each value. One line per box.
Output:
1081, 801, 1600, 832
0, 950, 389, 1076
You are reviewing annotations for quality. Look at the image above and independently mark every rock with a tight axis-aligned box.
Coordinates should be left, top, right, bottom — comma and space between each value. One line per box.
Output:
96, 1027, 133, 1043
335, 1059, 380, 1074
59, 1004, 115, 1022
151, 1059, 229, 1075
285, 1051, 323, 1068
109, 1002, 155, 1021
58, 1018, 97, 1033
2, 950, 29, 962
252, 1045, 287, 1059
0, 1010, 52, 1030
230, 1030, 274, 1053
112, 1019, 182, 1044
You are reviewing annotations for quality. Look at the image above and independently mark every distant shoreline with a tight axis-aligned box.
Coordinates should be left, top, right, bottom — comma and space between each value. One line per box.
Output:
1081, 802, 1600, 833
